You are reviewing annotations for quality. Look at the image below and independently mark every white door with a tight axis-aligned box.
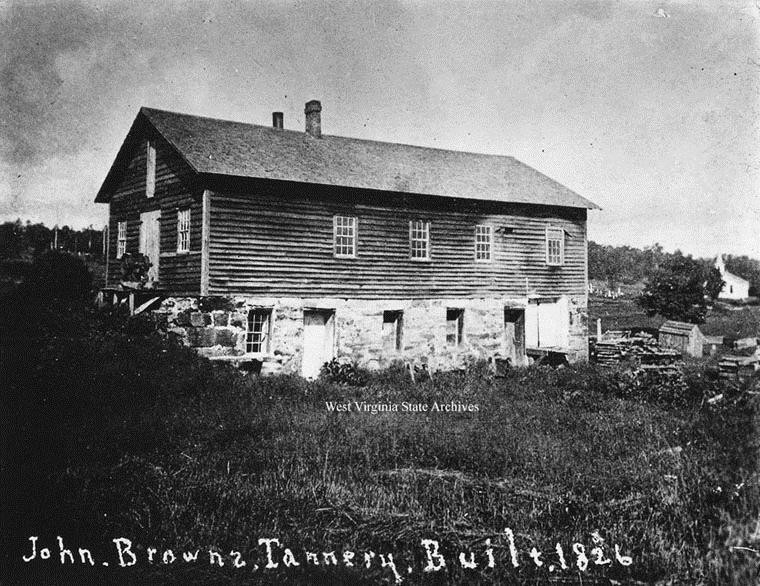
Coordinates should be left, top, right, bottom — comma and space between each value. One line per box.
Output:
302, 310, 335, 378
139, 210, 160, 284
526, 297, 569, 348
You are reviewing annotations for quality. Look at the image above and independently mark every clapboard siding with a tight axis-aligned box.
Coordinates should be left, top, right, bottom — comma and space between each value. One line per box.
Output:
106, 130, 202, 293
207, 181, 587, 298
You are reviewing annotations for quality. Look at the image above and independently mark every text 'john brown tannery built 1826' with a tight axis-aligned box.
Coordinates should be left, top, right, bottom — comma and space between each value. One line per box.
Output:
95, 100, 600, 377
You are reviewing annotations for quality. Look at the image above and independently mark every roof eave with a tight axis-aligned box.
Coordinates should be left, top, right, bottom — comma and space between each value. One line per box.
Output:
200, 172, 599, 209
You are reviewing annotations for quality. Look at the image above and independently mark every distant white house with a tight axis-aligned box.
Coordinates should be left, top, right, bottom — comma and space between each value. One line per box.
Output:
715, 255, 749, 300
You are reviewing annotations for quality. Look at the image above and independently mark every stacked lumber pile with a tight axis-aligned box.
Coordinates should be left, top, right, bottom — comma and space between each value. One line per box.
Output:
592, 330, 683, 374
718, 353, 760, 382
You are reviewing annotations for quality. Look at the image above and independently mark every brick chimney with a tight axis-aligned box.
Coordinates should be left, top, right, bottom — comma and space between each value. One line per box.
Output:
304, 100, 321, 138
272, 112, 284, 129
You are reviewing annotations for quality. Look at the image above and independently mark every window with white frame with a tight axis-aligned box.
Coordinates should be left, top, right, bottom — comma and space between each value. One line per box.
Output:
409, 220, 430, 260
382, 310, 403, 352
546, 227, 565, 266
475, 225, 493, 262
146, 141, 156, 198
177, 208, 190, 253
333, 215, 357, 257
446, 308, 464, 347
246, 308, 272, 353
116, 221, 127, 259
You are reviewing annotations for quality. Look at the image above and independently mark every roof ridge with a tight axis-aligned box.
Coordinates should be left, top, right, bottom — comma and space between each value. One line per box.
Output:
140, 106, 522, 161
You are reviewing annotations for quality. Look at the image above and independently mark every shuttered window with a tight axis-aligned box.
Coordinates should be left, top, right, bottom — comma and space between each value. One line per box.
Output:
146, 141, 156, 198
116, 221, 127, 259
333, 216, 357, 257
177, 209, 191, 253
246, 309, 272, 353
409, 220, 430, 260
546, 228, 564, 266
475, 225, 492, 262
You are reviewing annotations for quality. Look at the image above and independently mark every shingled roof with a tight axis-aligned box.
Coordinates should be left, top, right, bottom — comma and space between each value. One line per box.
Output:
96, 106, 600, 209
659, 321, 703, 336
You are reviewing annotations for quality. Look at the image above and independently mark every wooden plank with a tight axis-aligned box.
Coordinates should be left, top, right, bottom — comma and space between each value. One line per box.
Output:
207, 188, 588, 298
200, 189, 211, 296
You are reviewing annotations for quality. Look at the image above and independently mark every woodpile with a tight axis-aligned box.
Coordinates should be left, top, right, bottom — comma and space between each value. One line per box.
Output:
718, 353, 760, 382
592, 330, 683, 374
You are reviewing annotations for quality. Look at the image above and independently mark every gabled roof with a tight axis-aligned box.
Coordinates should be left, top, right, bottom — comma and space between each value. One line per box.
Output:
659, 320, 703, 336
96, 106, 600, 209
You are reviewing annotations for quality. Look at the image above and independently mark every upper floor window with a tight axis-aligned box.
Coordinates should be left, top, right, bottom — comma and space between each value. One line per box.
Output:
146, 141, 156, 198
246, 308, 272, 354
333, 215, 357, 257
116, 221, 127, 259
546, 227, 565, 266
409, 220, 430, 260
475, 225, 493, 262
177, 208, 191, 253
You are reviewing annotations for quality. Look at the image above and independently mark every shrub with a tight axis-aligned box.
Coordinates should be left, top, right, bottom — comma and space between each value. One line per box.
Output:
119, 252, 152, 285
319, 357, 367, 386
19, 250, 92, 305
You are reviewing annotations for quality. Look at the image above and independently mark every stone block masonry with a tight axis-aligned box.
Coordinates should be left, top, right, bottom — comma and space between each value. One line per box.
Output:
154, 296, 589, 375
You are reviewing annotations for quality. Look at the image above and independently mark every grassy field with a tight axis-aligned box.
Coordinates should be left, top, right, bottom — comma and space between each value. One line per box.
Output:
2, 290, 759, 584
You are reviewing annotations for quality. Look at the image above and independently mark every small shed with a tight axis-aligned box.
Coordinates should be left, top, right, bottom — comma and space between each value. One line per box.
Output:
703, 335, 724, 356
658, 321, 706, 358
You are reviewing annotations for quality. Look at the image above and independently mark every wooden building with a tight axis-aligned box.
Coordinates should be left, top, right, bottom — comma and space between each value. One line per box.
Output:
95, 101, 599, 376
715, 254, 750, 301
658, 320, 706, 358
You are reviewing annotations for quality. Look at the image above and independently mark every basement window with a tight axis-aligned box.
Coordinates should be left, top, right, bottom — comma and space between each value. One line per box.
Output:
446, 308, 464, 347
382, 310, 404, 352
546, 227, 565, 266
333, 215, 357, 257
475, 225, 493, 262
409, 220, 430, 260
146, 141, 156, 198
177, 208, 191, 253
246, 309, 272, 354
116, 221, 127, 259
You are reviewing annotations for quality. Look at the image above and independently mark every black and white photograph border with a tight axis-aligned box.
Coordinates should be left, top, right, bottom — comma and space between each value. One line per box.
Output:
1, 1, 759, 584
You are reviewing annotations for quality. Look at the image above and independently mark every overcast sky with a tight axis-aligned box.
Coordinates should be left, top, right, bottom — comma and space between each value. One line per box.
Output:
1, 0, 758, 258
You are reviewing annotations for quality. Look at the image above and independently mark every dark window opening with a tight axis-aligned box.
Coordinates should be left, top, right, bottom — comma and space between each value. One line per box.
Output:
382, 310, 404, 352
446, 308, 464, 347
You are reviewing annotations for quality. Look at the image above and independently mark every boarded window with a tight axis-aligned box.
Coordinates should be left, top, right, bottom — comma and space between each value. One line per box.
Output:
475, 225, 492, 262
116, 221, 127, 259
382, 310, 403, 352
546, 228, 564, 266
446, 308, 464, 347
246, 309, 272, 353
409, 220, 430, 260
177, 208, 191, 253
333, 216, 357, 257
146, 141, 156, 198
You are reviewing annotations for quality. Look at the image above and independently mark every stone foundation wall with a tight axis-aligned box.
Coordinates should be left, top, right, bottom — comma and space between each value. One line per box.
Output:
155, 295, 589, 375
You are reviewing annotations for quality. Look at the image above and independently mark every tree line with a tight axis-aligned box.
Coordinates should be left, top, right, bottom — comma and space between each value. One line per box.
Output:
589, 241, 760, 296
0, 219, 106, 260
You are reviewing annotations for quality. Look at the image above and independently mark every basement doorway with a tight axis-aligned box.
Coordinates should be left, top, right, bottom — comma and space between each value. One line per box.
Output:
504, 308, 526, 365
302, 309, 336, 379
525, 296, 569, 349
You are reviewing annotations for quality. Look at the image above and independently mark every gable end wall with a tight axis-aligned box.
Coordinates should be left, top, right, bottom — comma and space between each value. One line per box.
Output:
105, 131, 203, 293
